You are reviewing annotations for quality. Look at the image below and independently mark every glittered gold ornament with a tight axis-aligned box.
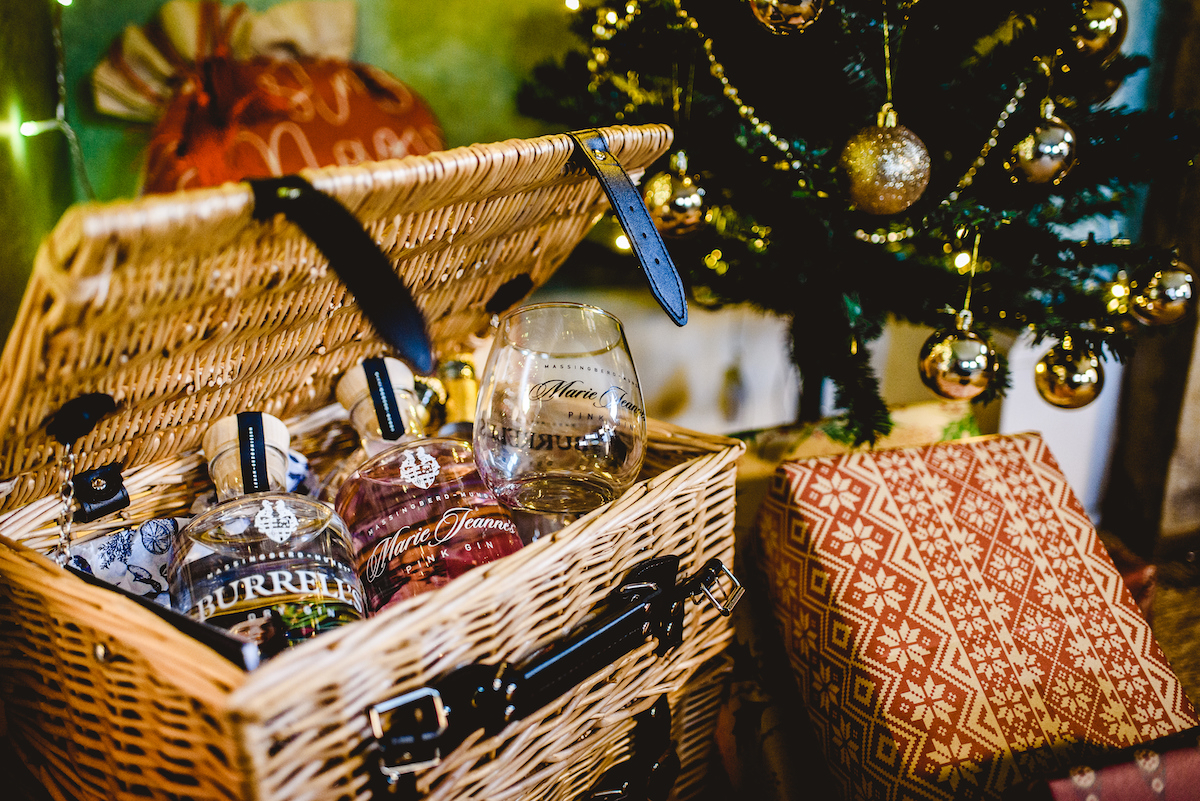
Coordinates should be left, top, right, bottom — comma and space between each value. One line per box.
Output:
1034, 339, 1104, 409
643, 151, 708, 238
918, 315, 995, 401
1131, 260, 1195, 326
1070, 0, 1128, 65
749, 0, 824, 34
412, 374, 447, 433
1005, 99, 1077, 185
839, 106, 931, 215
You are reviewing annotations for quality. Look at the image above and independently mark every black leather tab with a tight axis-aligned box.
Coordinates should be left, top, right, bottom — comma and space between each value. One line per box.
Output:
45, 393, 117, 447
568, 130, 688, 327
236, 412, 272, 493
250, 176, 434, 374
71, 462, 130, 523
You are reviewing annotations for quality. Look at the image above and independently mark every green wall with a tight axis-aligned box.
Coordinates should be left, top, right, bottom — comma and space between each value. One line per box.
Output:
0, 0, 76, 346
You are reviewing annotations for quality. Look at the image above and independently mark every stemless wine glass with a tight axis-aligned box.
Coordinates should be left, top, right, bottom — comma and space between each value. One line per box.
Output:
474, 303, 646, 524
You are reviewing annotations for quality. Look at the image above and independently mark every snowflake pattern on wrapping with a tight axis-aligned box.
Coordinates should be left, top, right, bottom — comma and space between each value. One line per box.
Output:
755, 433, 1198, 801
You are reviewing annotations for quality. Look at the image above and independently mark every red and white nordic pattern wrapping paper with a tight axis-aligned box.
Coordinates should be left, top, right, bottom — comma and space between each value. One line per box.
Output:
755, 432, 1198, 800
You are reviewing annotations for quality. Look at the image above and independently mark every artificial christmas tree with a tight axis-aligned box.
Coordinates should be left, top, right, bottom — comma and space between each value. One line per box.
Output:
520, 0, 1200, 444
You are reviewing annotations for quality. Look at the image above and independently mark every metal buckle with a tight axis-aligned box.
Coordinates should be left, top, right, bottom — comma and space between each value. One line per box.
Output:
369, 687, 449, 780
690, 559, 744, 617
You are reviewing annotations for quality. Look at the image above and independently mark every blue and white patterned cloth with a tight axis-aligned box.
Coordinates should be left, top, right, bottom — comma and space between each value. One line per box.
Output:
68, 518, 181, 606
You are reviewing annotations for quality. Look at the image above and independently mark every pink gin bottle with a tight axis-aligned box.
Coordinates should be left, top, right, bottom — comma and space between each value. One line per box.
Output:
333, 437, 523, 613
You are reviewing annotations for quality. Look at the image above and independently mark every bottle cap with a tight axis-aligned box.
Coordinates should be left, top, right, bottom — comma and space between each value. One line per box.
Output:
336, 356, 416, 411
202, 411, 290, 459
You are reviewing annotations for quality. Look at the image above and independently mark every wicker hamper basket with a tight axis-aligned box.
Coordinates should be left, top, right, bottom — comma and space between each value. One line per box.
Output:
0, 124, 744, 801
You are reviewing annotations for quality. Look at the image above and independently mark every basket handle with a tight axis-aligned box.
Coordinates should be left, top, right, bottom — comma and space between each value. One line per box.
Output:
368, 556, 741, 798
250, 175, 435, 374
568, 130, 689, 327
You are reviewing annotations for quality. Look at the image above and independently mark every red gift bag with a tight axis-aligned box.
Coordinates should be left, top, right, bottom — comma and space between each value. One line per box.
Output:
93, 0, 445, 193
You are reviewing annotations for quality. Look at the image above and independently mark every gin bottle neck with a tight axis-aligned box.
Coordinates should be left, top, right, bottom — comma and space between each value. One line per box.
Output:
207, 443, 290, 501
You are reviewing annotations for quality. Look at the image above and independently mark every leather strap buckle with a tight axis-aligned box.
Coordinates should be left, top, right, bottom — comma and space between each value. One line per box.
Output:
687, 558, 744, 617
369, 687, 450, 780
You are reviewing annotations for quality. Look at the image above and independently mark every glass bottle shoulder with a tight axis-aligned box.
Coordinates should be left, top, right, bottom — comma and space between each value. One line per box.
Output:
180, 491, 350, 556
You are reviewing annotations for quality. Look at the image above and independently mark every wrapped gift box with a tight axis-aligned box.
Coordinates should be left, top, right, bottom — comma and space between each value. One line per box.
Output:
755, 432, 1198, 800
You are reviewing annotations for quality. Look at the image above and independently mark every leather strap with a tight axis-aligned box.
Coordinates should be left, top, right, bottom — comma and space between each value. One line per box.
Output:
46, 392, 117, 447
71, 463, 130, 524
585, 695, 680, 801
368, 556, 741, 799
250, 176, 434, 374
567, 130, 688, 327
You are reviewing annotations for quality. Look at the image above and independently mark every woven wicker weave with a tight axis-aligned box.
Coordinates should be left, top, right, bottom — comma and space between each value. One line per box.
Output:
0, 124, 744, 801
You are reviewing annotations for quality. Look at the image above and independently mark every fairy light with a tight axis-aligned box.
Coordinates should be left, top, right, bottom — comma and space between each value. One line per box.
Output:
566, 0, 580, 9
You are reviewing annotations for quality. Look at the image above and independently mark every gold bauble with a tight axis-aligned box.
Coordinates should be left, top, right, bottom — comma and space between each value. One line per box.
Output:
918, 328, 995, 401
1034, 341, 1104, 409
1131, 261, 1195, 326
1005, 115, 1077, 185
839, 110, 931, 215
1070, 0, 1128, 65
749, 0, 824, 34
643, 151, 708, 238
412, 375, 447, 433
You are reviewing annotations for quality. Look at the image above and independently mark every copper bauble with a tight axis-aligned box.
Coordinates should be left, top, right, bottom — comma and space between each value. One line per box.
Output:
1005, 114, 1077, 185
918, 327, 995, 401
839, 109, 931, 215
643, 151, 708, 238
1131, 261, 1195, 326
749, 0, 824, 34
1034, 341, 1104, 409
1070, 0, 1128, 65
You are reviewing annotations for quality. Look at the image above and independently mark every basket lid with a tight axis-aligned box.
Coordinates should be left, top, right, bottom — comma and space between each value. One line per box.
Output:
0, 124, 673, 513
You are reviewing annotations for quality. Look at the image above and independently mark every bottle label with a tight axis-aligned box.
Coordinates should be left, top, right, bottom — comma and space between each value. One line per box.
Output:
355, 501, 520, 612
363, 506, 517, 582
397, 446, 440, 488
237, 412, 272, 493
181, 555, 364, 658
364, 356, 405, 441
254, 499, 300, 543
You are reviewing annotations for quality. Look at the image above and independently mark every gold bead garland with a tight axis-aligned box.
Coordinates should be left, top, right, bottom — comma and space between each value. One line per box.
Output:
943, 82, 1028, 204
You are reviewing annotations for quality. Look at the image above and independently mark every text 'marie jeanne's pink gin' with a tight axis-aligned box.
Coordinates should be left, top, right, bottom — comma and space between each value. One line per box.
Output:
333, 437, 523, 613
